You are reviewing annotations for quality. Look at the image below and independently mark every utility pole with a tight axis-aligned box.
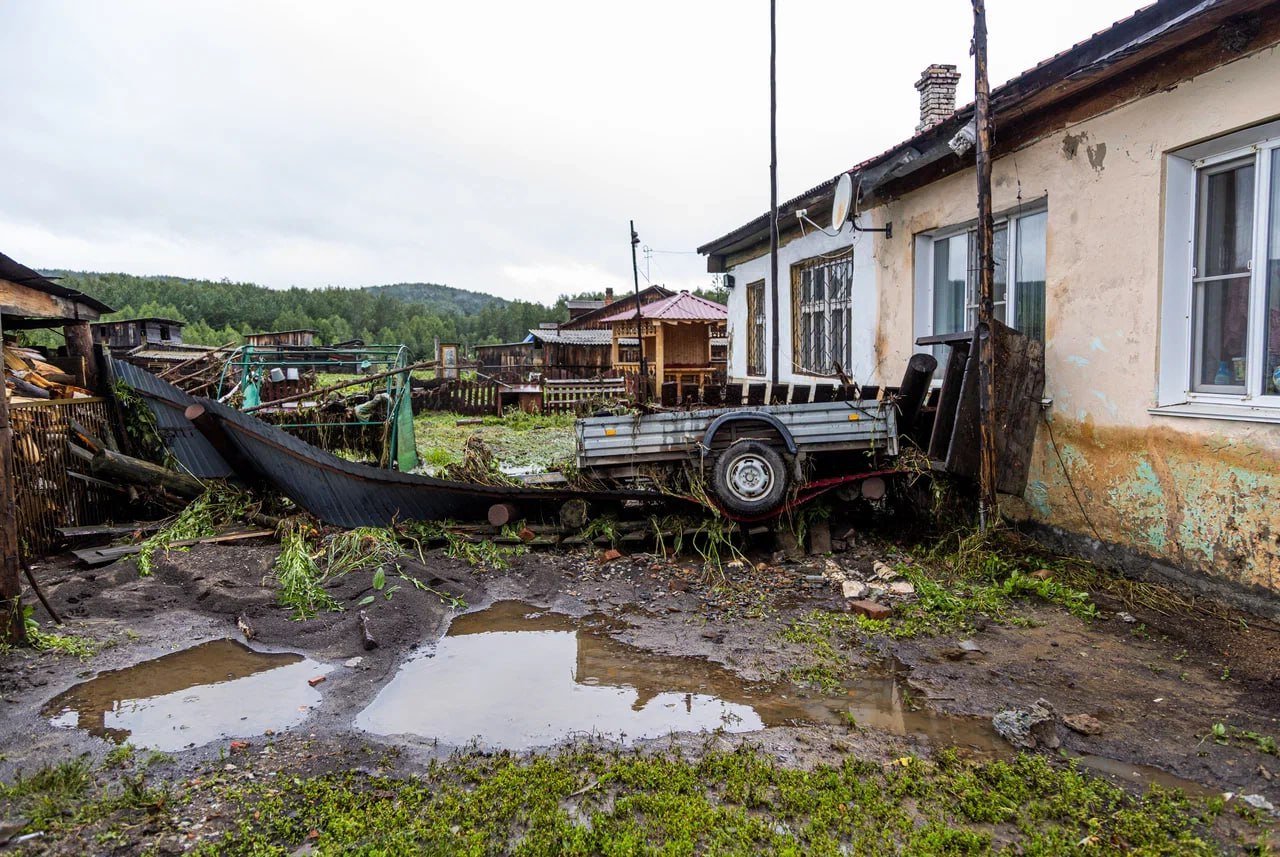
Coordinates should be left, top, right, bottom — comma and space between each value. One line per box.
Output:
0, 310, 25, 644
972, 0, 997, 530
630, 220, 647, 403
768, 0, 780, 386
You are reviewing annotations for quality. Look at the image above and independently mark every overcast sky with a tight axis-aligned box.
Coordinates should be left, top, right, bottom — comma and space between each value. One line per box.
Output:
3, 1, 1139, 305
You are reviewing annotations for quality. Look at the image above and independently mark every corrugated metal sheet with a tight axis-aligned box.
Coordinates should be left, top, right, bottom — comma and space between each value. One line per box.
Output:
528, 329, 613, 346
598, 292, 727, 324
107, 357, 233, 479
195, 396, 680, 527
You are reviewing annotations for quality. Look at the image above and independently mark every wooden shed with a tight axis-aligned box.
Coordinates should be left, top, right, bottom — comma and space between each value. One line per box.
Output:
91, 317, 186, 351
245, 329, 318, 348
600, 291, 727, 389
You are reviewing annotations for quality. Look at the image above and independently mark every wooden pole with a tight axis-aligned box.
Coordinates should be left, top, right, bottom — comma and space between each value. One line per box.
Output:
0, 317, 25, 644
768, 0, 781, 386
630, 220, 647, 404
972, 0, 998, 529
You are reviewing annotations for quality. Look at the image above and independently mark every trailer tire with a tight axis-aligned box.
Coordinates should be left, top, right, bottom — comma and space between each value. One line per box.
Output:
712, 441, 789, 516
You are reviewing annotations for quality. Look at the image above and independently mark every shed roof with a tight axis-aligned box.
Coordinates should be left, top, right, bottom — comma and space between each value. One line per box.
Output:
599, 291, 727, 324
92, 316, 186, 327
0, 251, 113, 319
528, 328, 614, 346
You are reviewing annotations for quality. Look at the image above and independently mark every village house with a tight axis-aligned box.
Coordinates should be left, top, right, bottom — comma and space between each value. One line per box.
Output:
600, 291, 728, 390
91, 316, 185, 351
699, 0, 1280, 607
475, 286, 676, 379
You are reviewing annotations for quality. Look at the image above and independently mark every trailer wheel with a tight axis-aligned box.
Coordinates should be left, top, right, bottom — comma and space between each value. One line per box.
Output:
712, 441, 788, 516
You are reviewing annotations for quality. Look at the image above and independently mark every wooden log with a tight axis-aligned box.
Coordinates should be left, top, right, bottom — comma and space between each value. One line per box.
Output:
358, 610, 379, 650
560, 498, 589, 530
62, 320, 99, 392
487, 503, 519, 527
895, 352, 938, 440
90, 447, 205, 498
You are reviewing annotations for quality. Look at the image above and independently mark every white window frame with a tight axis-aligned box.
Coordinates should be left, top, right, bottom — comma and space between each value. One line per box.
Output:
913, 200, 1048, 347
1155, 119, 1280, 424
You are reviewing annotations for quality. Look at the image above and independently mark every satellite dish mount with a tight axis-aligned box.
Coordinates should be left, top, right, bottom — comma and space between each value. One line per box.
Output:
832, 172, 893, 239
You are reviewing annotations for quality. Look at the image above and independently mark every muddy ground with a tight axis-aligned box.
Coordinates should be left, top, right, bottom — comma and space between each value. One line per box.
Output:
2, 530, 1279, 853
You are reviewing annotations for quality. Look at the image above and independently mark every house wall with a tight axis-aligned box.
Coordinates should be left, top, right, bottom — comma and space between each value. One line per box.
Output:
724, 219, 878, 385
868, 43, 1280, 596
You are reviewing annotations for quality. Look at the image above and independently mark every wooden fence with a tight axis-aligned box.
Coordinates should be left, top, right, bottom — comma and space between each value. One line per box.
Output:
11, 398, 117, 556
542, 377, 630, 415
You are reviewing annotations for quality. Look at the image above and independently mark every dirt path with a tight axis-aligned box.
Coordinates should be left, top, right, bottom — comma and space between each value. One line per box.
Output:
2, 537, 1277, 852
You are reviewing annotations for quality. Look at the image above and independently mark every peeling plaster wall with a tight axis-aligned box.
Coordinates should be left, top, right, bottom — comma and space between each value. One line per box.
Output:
869, 43, 1280, 595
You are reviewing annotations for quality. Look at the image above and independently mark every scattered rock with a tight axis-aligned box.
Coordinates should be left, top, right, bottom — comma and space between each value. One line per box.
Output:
993, 699, 1060, 749
808, 520, 832, 555
1240, 794, 1278, 816
872, 561, 898, 581
343, 657, 363, 668
668, 579, 689, 593
1259, 765, 1273, 782
831, 538, 847, 552
701, 631, 726, 644
958, 639, 982, 653
841, 580, 869, 600
1116, 611, 1136, 623
229, 740, 250, 752
307, 676, 326, 687
600, 549, 623, 564
846, 600, 892, 620
1031, 568, 1053, 580
888, 580, 915, 597
236, 614, 255, 641
1063, 713, 1105, 736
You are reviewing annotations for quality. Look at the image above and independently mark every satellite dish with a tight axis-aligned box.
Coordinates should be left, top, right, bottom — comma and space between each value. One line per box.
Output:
831, 173, 854, 232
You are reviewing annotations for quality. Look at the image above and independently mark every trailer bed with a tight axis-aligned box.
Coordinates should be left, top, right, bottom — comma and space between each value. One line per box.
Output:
576, 400, 897, 470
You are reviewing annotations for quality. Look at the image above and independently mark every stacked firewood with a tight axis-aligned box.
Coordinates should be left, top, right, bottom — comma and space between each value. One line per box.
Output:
3, 344, 93, 401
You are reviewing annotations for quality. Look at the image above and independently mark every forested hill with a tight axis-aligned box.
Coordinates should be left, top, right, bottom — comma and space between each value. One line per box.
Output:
37, 271, 561, 357
364, 282, 508, 315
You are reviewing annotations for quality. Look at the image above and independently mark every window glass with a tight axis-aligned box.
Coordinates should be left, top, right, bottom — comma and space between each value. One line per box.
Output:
992, 226, 1008, 326
933, 234, 967, 335
1266, 149, 1280, 394
1194, 160, 1254, 391
746, 280, 765, 376
1014, 211, 1047, 342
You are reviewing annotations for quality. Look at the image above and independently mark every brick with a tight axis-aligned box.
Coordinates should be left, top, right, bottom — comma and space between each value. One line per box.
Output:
846, 599, 892, 620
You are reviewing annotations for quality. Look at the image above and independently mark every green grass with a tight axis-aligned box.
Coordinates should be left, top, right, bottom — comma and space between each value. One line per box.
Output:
190, 747, 1232, 856
413, 411, 576, 475
272, 527, 341, 620
134, 484, 255, 576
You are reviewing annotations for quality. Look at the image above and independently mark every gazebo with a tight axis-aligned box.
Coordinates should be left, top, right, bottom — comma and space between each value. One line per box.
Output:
600, 291, 727, 389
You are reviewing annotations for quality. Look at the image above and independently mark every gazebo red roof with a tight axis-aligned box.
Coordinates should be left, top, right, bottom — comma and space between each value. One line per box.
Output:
599, 291, 727, 324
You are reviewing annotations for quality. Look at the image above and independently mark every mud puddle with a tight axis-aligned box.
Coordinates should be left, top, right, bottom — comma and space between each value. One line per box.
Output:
43, 639, 331, 752
356, 601, 997, 753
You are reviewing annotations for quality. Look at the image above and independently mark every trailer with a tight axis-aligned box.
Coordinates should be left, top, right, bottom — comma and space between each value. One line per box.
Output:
576, 322, 1047, 519
577, 398, 899, 517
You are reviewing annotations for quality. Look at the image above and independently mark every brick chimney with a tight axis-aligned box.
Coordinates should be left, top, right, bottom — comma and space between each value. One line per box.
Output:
915, 64, 961, 132
604, 287, 614, 304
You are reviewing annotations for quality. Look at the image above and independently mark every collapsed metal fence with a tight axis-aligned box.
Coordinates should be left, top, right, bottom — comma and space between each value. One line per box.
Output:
11, 397, 116, 556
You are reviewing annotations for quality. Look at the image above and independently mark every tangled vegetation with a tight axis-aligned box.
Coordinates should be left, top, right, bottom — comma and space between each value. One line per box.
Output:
135, 485, 256, 576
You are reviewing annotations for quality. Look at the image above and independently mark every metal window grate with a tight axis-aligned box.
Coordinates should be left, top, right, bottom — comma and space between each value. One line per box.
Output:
791, 255, 854, 376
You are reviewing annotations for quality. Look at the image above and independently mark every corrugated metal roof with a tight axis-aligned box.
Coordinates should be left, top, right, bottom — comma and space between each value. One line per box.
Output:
528, 328, 613, 346
107, 357, 233, 479
129, 346, 219, 361
565, 299, 606, 310
598, 291, 727, 324
195, 395, 682, 526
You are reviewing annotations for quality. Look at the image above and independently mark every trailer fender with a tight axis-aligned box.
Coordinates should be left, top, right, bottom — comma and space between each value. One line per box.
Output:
702, 412, 798, 455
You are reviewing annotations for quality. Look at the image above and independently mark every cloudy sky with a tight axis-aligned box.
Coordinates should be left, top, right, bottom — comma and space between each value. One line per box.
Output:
3, 1, 1138, 305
